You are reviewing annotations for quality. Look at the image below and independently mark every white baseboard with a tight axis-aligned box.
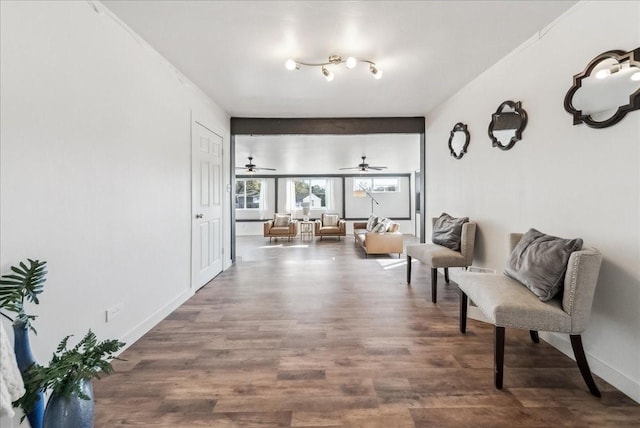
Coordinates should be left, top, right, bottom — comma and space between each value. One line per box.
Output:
118, 288, 194, 353
541, 332, 640, 404
450, 267, 639, 404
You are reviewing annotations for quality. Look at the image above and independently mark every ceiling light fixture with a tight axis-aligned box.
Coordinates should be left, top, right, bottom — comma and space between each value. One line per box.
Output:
285, 55, 383, 81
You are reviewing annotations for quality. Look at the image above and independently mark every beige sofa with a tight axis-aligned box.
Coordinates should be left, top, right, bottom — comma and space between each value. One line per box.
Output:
353, 220, 403, 257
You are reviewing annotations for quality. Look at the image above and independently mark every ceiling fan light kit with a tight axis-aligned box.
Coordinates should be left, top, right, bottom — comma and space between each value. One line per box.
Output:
285, 55, 383, 81
236, 156, 276, 174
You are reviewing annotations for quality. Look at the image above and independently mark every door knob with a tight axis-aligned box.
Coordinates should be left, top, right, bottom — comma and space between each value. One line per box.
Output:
195, 214, 203, 219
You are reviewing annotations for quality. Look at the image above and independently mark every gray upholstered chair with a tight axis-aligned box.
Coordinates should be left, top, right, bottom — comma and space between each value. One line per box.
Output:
457, 232, 603, 396
406, 218, 476, 303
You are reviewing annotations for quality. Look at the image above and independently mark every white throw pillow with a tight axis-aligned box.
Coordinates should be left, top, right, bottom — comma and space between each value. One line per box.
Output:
323, 214, 339, 227
372, 222, 387, 233
366, 215, 378, 231
273, 214, 291, 227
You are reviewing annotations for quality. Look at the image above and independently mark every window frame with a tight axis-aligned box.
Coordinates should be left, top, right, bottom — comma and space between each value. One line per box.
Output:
353, 177, 401, 193
235, 178, 263, 210
294, 177, 328, 209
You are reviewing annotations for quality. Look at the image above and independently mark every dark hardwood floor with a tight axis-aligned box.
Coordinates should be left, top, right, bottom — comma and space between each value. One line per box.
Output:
94, 234, 640, 427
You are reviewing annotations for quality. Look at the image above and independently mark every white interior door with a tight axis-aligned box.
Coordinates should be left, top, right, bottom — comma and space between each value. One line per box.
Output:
192, 120, 223, 289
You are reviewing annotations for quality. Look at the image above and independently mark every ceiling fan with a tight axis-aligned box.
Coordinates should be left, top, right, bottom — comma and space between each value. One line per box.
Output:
236, 156, 276, 173
339, 156, 388, 172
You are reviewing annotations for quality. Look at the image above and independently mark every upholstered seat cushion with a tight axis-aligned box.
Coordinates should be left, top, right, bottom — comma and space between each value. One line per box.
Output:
406, 243, 466, 267
319, 226, 340, 234
269, 226, 293, 235
457, 272, 571, 332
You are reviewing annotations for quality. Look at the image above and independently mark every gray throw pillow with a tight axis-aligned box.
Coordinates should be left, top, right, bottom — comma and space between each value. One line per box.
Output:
504, 228, 583, 302
432, 213, 468, 251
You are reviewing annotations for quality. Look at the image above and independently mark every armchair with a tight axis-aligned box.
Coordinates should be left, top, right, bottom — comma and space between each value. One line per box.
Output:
314, 213, 346, 240
263, 213, 298, 242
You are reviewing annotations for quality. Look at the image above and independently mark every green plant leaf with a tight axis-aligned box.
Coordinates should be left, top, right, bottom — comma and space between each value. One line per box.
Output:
0, 259, 47, 330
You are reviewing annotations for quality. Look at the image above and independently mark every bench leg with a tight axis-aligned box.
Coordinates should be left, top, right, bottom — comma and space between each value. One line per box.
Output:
460, 291, 468, 334
444, 267, 450, 283
530, 330, 539, 343
570, 334, 601, 397
431, 268, 438, 303
495, 326, 505, 389
406, 255, 412, 284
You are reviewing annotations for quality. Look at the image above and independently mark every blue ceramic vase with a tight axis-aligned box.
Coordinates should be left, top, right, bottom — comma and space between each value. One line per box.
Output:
13, 322, 44, 428
43, 379, 94, 428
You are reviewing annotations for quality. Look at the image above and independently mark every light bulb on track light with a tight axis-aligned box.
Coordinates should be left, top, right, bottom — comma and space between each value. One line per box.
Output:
322, 66, 334, 81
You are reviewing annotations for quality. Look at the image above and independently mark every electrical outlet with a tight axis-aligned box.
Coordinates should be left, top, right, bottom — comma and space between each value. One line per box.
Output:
106, 302, 124, 323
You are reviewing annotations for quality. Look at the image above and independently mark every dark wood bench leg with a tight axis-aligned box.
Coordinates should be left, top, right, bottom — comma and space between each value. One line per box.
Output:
460, 291, 468, 333
570, 334, 601, 397
530, 330, 539, 343
431, 268, 438, 303
495, 326, 505, 389
444, 267, 450, 283
406, 255, 412, 284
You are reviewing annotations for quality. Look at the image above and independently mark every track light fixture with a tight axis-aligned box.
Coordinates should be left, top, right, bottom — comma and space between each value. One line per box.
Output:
285, 55, 383, 81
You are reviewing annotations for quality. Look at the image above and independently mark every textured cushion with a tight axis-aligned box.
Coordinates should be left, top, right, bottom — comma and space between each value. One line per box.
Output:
388, 222, 400, 233
273, 214, 291, 227
406, 243, 466, 267
504, 228, 583, 302
323, 214, 339, 227
366, 215, 378, 232
372, 222, 387, 233
269, 227, 292, 235
432, 213, 469, 251
458, 272, 571, 332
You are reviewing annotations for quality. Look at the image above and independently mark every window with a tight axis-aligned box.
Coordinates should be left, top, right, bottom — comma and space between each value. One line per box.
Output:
294, 178, 327, 208
235, 179, 262, 209
353, 177, 400, 193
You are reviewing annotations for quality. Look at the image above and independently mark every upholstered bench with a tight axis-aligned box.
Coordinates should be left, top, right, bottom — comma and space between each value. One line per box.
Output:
406, 214, 476, 303
458, 230, 603, 396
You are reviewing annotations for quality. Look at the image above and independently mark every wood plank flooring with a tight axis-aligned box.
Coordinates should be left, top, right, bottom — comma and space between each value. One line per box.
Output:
94, 235, 640, 427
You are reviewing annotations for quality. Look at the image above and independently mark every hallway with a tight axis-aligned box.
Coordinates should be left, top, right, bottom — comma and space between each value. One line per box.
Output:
94, 235, 640, 427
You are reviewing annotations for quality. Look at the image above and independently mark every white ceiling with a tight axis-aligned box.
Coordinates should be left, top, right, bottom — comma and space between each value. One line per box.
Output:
235, 134, 421, 175
100, 0, 576, 173
101, 0, 576, 118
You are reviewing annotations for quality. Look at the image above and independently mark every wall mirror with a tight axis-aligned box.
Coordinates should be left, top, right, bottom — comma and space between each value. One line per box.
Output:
564, 48, 640, 128
488, 100, 527, 150
448, 122, 470, 159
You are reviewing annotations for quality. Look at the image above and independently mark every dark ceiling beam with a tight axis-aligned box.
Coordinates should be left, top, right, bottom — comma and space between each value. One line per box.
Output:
231, 117, 425, 135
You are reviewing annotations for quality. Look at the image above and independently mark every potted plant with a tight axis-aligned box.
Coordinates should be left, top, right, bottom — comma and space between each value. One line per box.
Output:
0, 259, 47, 427
15, 330, 124, 428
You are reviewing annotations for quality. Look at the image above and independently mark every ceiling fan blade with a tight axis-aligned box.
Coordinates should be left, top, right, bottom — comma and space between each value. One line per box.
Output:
254, 167, 277, 171
368, 166, 387, 170
338, 167, 360, 170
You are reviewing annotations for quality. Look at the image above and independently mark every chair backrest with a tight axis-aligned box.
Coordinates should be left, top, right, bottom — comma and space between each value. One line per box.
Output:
321, 213, 341, 227
460, 223, 477, 265
431, 217, 477, 264
508, 232, 602, 334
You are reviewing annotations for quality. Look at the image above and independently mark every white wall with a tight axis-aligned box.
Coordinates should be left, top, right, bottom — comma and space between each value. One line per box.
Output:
0, 1, 230, 424
425, 1, 640, 401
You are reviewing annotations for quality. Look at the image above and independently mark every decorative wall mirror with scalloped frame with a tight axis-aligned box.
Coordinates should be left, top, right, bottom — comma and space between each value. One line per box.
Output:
488, 100, 527, 151
564, 48, 640, 129
448, 122, 470, 159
